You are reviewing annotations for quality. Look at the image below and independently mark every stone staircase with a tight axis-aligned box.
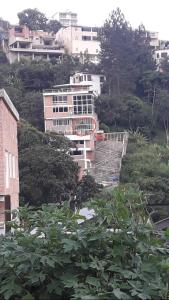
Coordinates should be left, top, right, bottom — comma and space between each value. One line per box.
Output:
89, 132, 129, 187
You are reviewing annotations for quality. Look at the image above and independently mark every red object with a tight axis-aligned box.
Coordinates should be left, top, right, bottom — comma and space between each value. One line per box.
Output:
96, 132, 105, 141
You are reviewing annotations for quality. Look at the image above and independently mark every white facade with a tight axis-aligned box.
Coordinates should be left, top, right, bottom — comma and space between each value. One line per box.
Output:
154, 49, 169, 65
70, 73, 105, 96
149, 32, 159, 49
56, 26, 100, 64
59, 11, 78, 27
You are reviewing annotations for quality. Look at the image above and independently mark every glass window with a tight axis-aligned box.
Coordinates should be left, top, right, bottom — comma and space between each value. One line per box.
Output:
88, 105, 92, 114
59, 107, 63, 112
87, 95, 92, 99
64, 107, 68, 112
82, 95, 86, 100
82, 27, 91, 32
53, 95, 67, 103
77, 96, 81, 100
161, 52, 168, 58
82, 36, 91, 41
87, 75, 92, 81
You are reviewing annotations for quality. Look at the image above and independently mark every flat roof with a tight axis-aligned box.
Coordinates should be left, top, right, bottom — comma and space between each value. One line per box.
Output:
0, 89, 19, 120
53, 83, 92, 88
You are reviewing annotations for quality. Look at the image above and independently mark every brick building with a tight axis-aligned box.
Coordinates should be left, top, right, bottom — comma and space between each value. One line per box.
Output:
0, 89, 19, 234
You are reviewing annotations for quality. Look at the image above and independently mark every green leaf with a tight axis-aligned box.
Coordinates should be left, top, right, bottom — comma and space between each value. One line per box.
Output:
86, 276, 101, 288
113, 288, 131, 300
62, 238, 80, 252
22, 293, 35, 300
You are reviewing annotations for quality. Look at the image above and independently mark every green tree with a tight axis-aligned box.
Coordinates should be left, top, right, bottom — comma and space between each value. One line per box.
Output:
17, 8, 47, 31
121, 132, 169, 220
75, 174, 102, 208
18, 121, 79, 206
99, 8, 154, 95
0, 188, 169, 299
46, 19, 61, 33
155, 89, 169, 144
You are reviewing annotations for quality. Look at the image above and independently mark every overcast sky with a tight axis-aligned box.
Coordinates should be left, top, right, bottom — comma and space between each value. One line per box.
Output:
1, 0, 169, 40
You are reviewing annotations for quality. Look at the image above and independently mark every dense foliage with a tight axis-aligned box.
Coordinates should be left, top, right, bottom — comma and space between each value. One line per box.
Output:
0, 188, 169, 300
17, 8, 61, 32
18, 122, 101, 207
121, 132, 169, 221
1, 7, 169, 210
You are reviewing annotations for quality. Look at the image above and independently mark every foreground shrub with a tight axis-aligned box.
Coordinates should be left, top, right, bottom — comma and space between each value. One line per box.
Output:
0, 188, 169, 299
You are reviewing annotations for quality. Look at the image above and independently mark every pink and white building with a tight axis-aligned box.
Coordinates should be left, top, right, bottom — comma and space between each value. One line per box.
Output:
0, 89, 19, 234
43, 73, 104, 178
2, 25, 65, 64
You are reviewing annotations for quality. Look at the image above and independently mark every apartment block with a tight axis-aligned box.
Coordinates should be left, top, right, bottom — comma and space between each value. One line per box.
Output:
43, 73, 101, 178
0, 89, 19, 235
53, 10, 78, 27
3, 25, 65, 64
56, 25, 100, 64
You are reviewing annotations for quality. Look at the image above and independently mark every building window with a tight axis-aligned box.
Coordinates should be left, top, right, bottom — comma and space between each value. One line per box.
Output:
157, 53, 160, 58
53, 95, 67, 104
82, 27, 91, 32
12, 156, 15, 178
82, 36, 91, 41
15, 26, 23, 33
53, 107, 68, 113
92, 27, 99, 32
5, 151, 9, 188
71, 150, 83, 155
53, 119, 70, 126
92, 36, 98, 41
73, 95, 94, 115
161, 52, 168, 58
75, 118, 93, 132
87, 75, 92, 81
100, 76, 105, 82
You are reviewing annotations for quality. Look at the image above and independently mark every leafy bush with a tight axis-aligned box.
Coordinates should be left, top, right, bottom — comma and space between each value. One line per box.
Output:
0, 188, 169, 299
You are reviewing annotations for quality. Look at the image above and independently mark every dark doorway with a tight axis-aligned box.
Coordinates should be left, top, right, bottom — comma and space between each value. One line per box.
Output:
5, 195, 11, 232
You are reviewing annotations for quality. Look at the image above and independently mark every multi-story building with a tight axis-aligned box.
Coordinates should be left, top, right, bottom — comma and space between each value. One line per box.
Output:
153, 49, 169, 66
53, 10, 78, 27
149, 31, 159, 49
2, 25, 65, 64
70, 72, 105, 96
56, 25, 100, 64
43, 73, 129, 186
43, 73, 101, 178
0, 89, 19, 235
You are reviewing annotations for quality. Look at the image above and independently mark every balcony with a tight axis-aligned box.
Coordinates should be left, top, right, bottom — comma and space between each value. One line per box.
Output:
32, 44, 63, 50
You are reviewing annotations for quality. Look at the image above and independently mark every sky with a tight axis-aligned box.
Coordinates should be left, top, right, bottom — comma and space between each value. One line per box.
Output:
1, 0, 169, 40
